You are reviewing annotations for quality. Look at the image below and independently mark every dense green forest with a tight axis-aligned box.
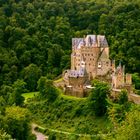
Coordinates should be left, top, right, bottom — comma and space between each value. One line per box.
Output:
0, 0, 140, 90
0, 0, 140, 139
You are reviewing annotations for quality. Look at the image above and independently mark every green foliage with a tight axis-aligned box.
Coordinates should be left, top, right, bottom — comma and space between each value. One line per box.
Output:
108, 104, 126, 128
107, 106, 140, 140
22, 92, 39, 102
118, 90, 128, 104
132, 73, 140, 89
48, 132, 56, 140
1, 106, 31, 140
13, 79, 27, 94
0, 85, 13, 97
0, 96, 6, 114
27, 95, 112, 137
88, 81, 110, 116
0, 129, 12, 140
9, 90, 24, 106
0, 0, 139, 92
45, 80, 58, 102
22, 64, 42, 91
37, 76, 47, 96
0, 0, 140, 139
37, 77, 58, 101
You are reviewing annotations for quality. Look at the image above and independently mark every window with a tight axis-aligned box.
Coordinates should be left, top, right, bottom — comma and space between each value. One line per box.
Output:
106, 61, 109, 67
98, 62, 102, 68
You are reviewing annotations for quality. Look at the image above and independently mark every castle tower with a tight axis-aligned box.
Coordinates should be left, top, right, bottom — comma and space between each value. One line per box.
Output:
71, 53, 76, 70
80, 60, 86, 72
71, 35, 111, 79
126, 73, 132, 85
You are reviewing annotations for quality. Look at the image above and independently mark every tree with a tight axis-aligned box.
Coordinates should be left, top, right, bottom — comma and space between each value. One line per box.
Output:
48, 132, 56, 140
22, 64, 42, 91
0, 129, 12, 140
3, 106, 31, 140
118, 89, 128, 105
8, 90, 24, 106
111, 107, 140, 140
45, 79, 59, 101
0, 85, 13, 97
7, 79, 26, 106
37, 76, 47, 97
88, 81, 110, 116
108, 104, 126, 129
37, 77, 58, 101
132, 73, 140, 89
48, 44, 64, 68
12, 79, 27, 94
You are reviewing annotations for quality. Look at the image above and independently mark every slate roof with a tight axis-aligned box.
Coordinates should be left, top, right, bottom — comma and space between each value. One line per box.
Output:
72, 35, 108, 49
68, 67, 85, 78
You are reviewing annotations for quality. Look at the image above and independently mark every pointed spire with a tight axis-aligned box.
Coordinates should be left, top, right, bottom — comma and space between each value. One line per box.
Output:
83, 35, 86, 46
112, 60, 116, 73
123, 65, 125, 76
119, 61, 122, 67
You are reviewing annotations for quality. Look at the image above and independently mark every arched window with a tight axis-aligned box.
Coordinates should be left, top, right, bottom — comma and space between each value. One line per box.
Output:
98, 62, 102, 68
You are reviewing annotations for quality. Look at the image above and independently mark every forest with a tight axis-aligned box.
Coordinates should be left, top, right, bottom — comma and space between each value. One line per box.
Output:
0, 0, 140, 139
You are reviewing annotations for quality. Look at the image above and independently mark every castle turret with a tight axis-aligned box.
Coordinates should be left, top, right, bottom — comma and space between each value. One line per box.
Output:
126, 73, 132, 85
71, 53, 76, 70
112, 60, 116, 73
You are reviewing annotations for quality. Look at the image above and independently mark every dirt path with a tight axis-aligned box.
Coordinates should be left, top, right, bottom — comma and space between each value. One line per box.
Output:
32, 123, 48, 140
32, 123, 106, 139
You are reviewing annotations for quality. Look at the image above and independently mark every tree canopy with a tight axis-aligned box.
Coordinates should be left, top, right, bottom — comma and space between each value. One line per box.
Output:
0, 0, 140, 92
88, 81, 110, 116
0, 0, 140, 139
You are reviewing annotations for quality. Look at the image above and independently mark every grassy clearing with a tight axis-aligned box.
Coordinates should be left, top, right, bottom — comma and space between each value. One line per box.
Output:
61, 94, 86, 101
22, 92, 39, 102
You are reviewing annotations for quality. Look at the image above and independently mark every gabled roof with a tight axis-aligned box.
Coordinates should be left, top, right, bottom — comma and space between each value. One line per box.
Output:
68, 69, 85, 77
72, 35, 108, 49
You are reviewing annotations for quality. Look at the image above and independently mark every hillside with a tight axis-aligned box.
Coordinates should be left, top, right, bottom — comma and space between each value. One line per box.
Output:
27, 94, 112, 139
25, 85, 140, 140
0, 0, 140, 139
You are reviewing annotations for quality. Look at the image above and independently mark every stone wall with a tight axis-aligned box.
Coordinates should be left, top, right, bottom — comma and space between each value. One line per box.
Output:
65, 86, 84, 97
69, 77, 87, 87
129, 94, 140, 104
71, 45, 111, 79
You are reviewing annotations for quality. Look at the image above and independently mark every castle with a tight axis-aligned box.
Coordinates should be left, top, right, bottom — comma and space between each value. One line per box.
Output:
63, 35, 132, 97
